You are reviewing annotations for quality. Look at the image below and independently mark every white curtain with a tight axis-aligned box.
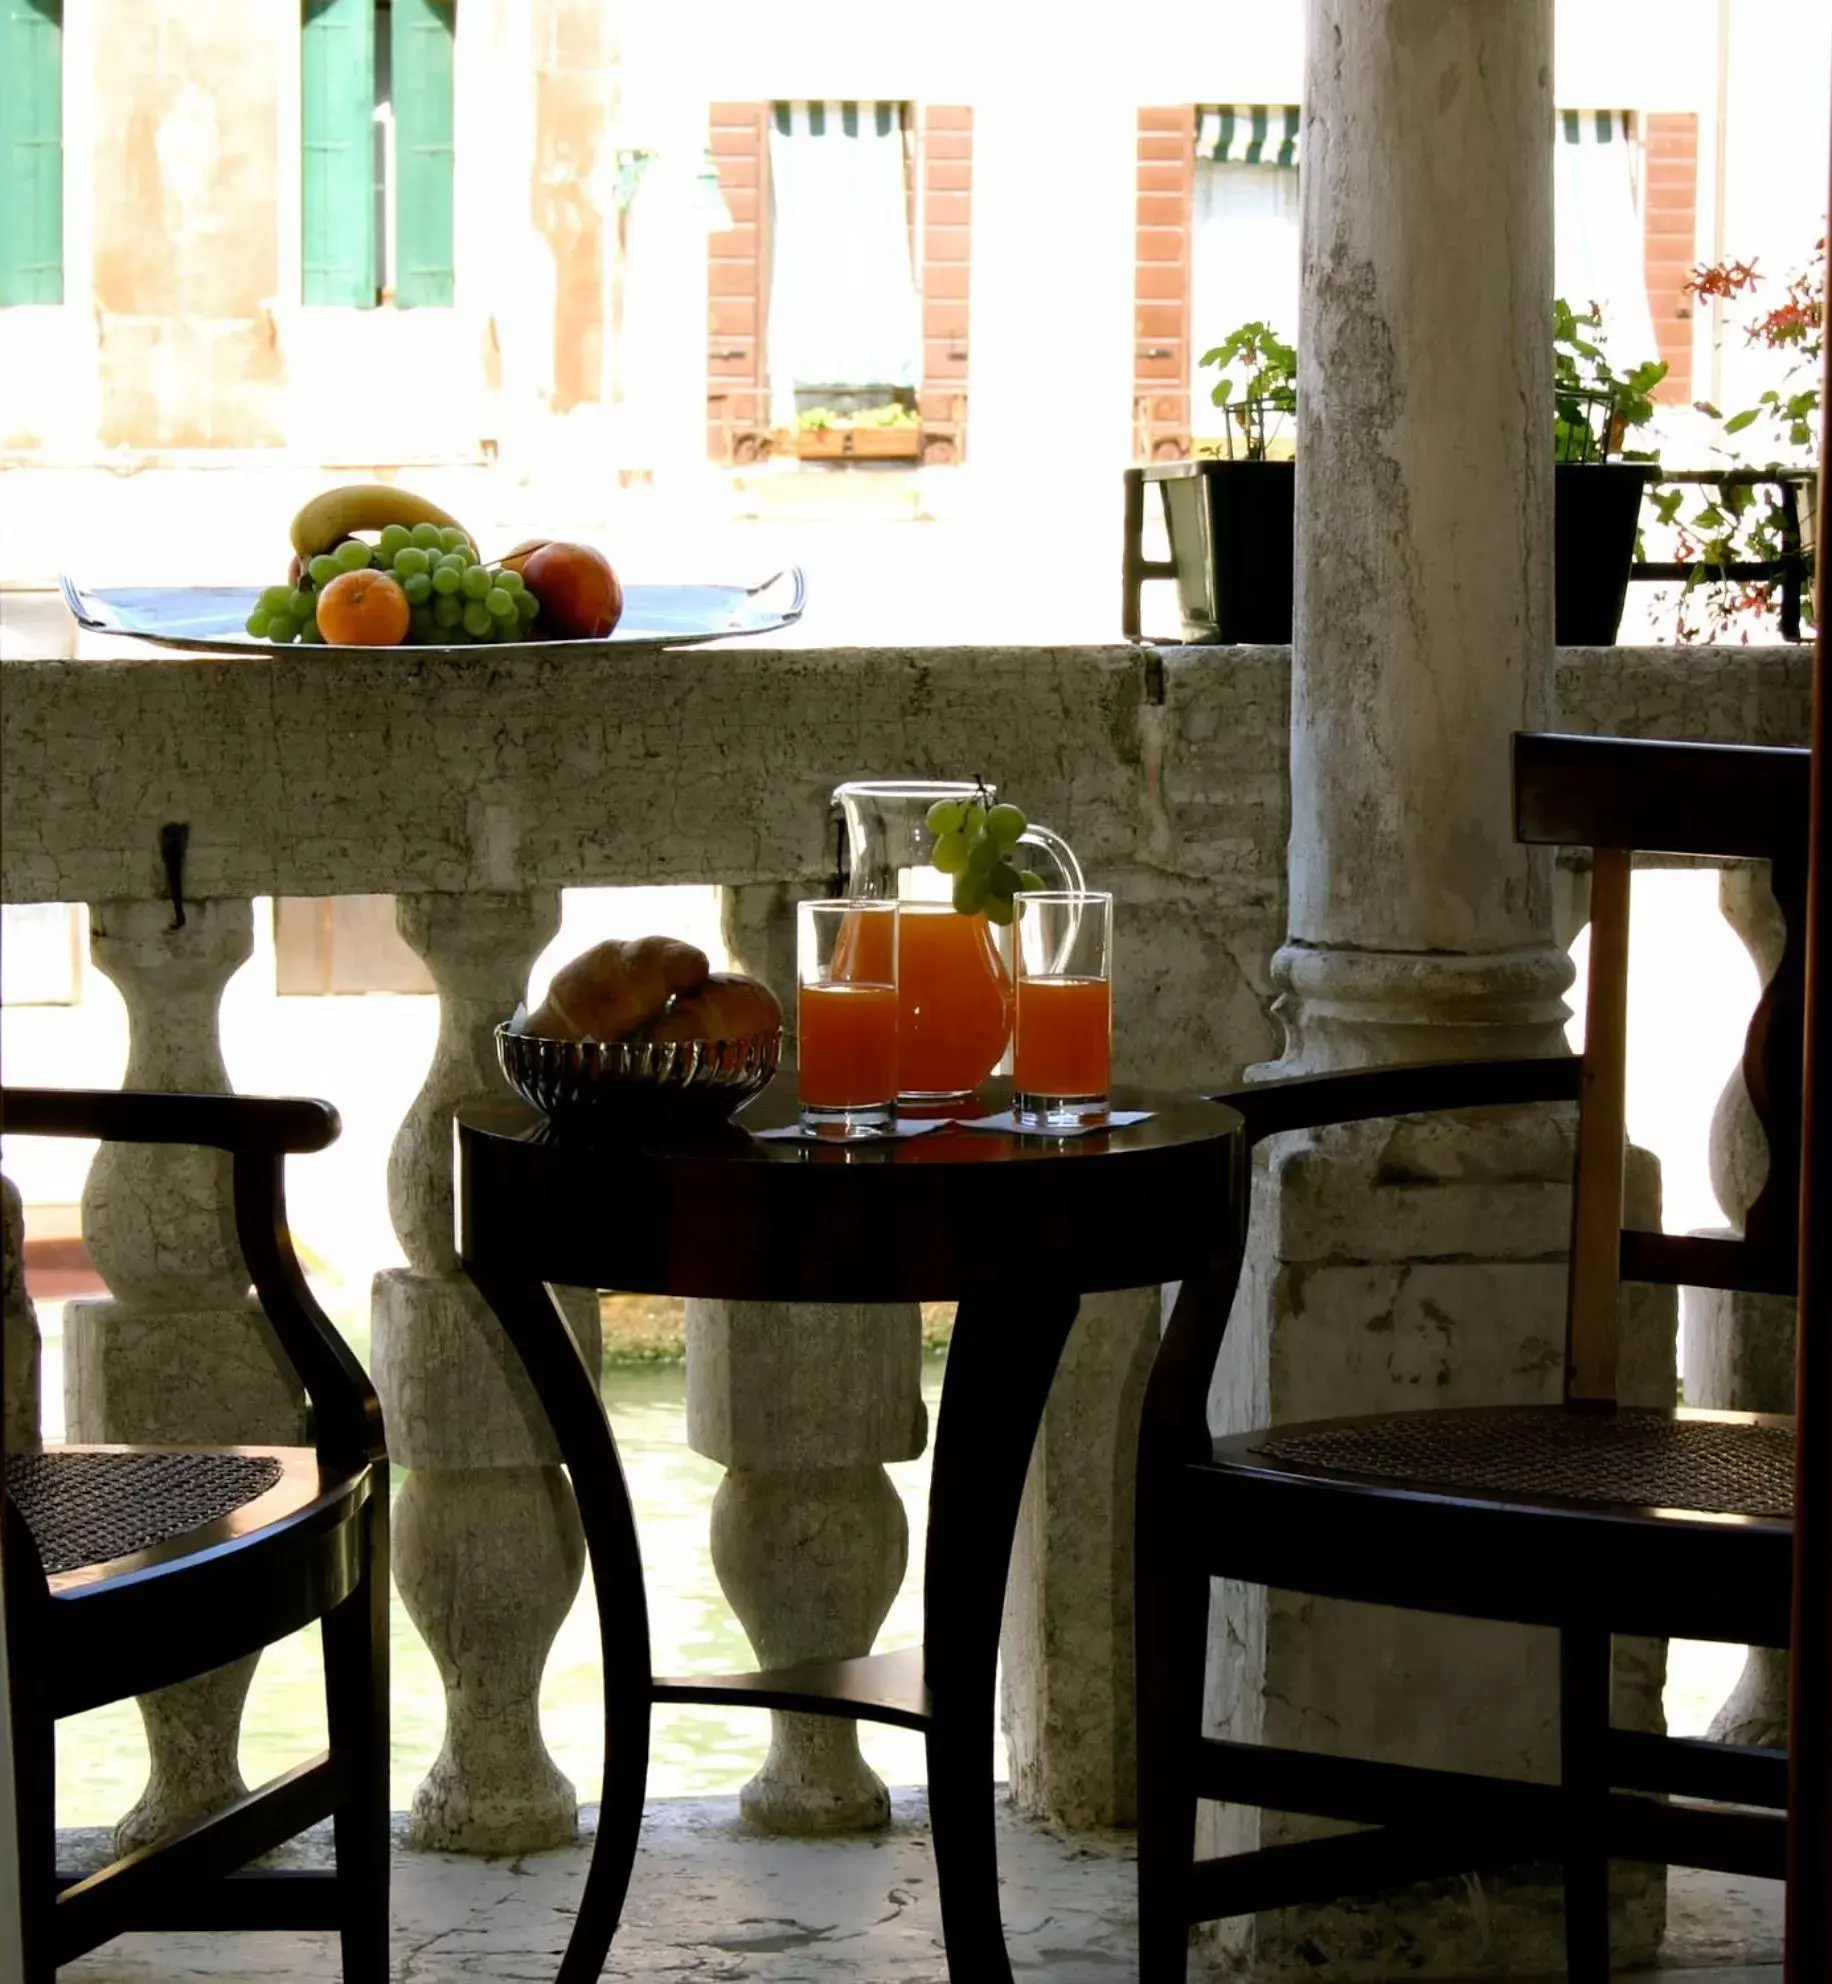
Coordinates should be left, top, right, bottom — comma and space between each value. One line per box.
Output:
1554, 110, 1662, 371
766, 102, 921, 430
1189, 161, 1300, 435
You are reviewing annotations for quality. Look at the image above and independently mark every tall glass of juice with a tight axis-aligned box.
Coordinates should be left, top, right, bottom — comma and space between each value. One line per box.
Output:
1012, 891, 1113, 1129
797, 900, 899, 1138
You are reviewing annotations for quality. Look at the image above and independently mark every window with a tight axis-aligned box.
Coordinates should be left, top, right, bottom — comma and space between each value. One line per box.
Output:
0, 0, 64, 306
1189, 105, 1301, 438
765, 101, 921, 433
302, 0, 453, 308
1555, 110, 1660, 369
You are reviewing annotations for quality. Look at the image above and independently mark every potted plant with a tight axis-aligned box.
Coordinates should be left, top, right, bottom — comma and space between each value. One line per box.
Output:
1127, 323, 1297, 643
1552, 298, 1666, 643
1124, 305, 1665, 646
793, 398, 923, 463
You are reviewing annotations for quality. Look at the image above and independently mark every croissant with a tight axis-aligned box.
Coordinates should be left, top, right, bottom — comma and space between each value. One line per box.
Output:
525, 936, 709, 1043
641, 972, 783, 1045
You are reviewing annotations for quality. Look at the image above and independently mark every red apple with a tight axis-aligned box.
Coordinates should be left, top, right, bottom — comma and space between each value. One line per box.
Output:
522, 541, 622, 639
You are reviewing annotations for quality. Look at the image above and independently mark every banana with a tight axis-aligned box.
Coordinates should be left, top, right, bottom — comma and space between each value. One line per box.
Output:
289, 484, 471, 560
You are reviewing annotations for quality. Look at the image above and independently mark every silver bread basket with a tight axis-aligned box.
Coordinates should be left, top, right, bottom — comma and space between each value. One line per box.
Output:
495, 1019, 781, 1122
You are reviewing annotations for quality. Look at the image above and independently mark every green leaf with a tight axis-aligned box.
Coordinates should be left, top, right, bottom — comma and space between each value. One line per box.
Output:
1722, 408, 1760, 433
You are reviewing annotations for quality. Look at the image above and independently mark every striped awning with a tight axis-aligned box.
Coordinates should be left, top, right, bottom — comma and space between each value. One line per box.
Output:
772, 101, 904, 140
1560, 108, 1633, 145
1197, 105, 1300, 168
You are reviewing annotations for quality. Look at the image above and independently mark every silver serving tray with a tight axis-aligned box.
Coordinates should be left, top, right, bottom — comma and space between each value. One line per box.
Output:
57, 567, 805, 658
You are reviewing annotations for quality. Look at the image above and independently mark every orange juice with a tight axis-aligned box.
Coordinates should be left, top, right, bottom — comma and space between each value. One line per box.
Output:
896, 904, 1014, 1098
798, 982, 899, 1108
1014, 975, 1111, 1098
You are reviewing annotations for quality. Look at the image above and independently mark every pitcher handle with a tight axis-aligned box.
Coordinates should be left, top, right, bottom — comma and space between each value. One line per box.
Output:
1017, 823, 1085, 895
1015, 824, 1086, 977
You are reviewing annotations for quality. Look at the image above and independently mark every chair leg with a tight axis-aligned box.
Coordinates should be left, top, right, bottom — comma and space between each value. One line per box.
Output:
13, 1688, 57, 1984
1560, 1625, 1613, 1983
1135, 1503, 1205, 1984
323, 1488, 390, 1984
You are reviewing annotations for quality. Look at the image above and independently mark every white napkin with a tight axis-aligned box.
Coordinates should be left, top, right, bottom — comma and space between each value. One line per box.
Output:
954, 1108, 1153, 1140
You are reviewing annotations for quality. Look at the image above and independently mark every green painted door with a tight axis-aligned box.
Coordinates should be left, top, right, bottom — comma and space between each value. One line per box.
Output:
391, 0, 454, 307
0, 0, 63, 305
302, 0, 376, 306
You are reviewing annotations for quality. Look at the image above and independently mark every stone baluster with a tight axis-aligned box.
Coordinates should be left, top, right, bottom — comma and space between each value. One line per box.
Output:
685, 883, 926, 1833
1682, 864, 1795, 1747
64, 898, 302, 1853
372, 891, 600, 1853
1201, 6, 1671, 1975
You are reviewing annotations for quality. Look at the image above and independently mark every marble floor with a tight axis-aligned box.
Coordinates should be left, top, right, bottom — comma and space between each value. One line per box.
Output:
58, 1791, 1785, 1983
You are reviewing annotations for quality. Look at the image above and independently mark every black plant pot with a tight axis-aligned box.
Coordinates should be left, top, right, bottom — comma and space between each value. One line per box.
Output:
1154, 458, 1296, 644
1133, 456, 1651, 648
1553, 461, 1653, 646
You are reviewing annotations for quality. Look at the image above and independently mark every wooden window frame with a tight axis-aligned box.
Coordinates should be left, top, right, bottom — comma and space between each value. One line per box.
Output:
0, 0, 65, 307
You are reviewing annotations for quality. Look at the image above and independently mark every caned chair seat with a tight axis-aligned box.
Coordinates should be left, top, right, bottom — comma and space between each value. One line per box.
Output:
1193, 1405, 1795, 1649
1242, 1404, 1794, 1517
7, 1448, 290, 1575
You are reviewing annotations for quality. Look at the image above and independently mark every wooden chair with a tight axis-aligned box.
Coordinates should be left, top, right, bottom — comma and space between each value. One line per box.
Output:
1135, 730, 1809, 1983
0, 1088, 388, 1982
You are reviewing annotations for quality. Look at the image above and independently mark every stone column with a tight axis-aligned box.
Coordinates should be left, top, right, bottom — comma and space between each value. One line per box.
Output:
372, 891, 600, 1854
4, 1173, 41, 1455
1682, 865, 1794, 1747
1000, 1286, 1158, 1827
684, 884, 926, 1834
1201, 5, 1668, 1975
63, 898, 303, 1854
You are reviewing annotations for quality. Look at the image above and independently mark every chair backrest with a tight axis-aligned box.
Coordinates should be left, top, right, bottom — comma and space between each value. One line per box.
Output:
1514, 731, 1811, 1407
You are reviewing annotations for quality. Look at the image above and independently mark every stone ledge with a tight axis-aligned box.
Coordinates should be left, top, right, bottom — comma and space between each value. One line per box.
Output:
0, 643, 1809, 907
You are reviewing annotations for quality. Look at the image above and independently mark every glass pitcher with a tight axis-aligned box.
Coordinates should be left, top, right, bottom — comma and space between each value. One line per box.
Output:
833, 780, 1085, 1103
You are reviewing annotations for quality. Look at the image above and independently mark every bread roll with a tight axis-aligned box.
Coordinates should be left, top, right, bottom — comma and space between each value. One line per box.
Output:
525, 936, 709, 1042
641, 971, 782, 1045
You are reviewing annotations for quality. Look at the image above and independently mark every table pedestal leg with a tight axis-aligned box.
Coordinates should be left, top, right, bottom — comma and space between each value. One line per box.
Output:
924, 1289, 1083, 1984
468, 1269, 652, 1984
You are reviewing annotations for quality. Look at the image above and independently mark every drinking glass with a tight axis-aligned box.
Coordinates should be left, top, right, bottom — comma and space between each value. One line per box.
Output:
1012, 891, 1113, 1129
797, 899, 899, 1137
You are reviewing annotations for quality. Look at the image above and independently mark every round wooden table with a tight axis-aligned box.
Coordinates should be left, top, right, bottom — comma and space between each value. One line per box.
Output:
456, 1079, 1245, 1983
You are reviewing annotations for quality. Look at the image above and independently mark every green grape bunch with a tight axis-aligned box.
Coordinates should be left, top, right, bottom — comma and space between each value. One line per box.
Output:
925, 791, 1046, 927
244, 521, 542, 646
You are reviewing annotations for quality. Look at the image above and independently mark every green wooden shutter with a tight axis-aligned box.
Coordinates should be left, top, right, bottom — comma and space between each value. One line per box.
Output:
391, 0, 454, 307
0, 0, 64, 306
302, 0, 376, 306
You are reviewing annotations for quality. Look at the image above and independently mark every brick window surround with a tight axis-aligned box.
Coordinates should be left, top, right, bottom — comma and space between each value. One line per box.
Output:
1131, 104, 1701, 459
918, 105, 972, 464
707, 102, 770, 463
1133, 106, 1195, 461
1642, 111, 1699, 402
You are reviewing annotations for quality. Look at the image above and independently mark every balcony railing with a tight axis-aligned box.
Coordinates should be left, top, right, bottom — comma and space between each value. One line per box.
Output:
1632, 468, 1816, 643
0, 634, 1815, 1859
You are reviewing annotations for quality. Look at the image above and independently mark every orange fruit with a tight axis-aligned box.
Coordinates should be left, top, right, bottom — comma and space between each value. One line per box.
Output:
316, 568, 410, 646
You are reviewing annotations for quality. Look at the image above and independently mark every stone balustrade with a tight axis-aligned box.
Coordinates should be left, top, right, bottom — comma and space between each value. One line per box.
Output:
0, 637, 1813, 1859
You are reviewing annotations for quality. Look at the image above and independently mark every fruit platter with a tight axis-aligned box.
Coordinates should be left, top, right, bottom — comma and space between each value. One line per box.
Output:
60, 483, 806, 658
